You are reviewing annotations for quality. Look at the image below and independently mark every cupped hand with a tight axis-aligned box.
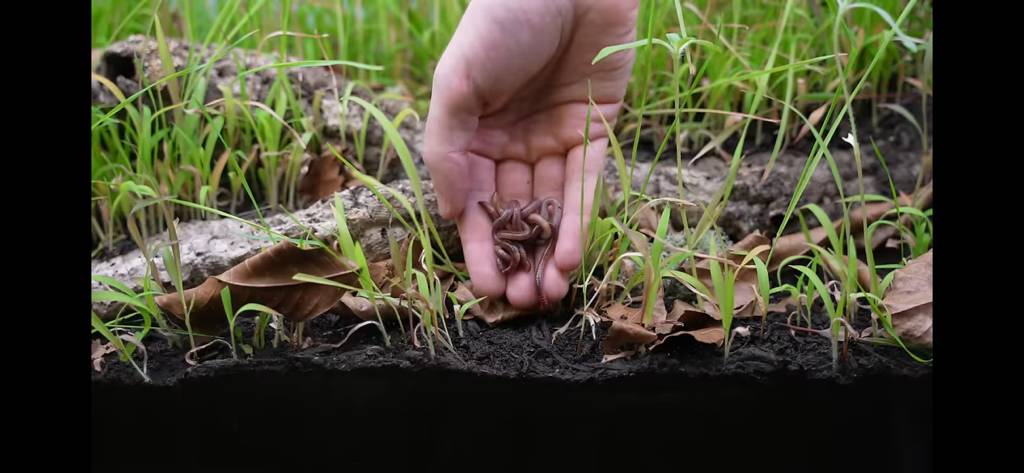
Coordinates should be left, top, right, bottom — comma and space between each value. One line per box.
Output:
423, 0, 638, 309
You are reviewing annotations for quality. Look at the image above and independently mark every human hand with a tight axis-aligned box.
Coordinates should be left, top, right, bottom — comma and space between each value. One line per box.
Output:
424, 0, 638, 309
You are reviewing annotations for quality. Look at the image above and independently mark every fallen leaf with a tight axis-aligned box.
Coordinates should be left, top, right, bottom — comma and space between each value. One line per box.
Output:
723, 232, 772, 264
681, 326, 727, 345
649, 325, 725, 350
794, 103, 828, 144
337, 292, 409, 321
298, 151, 346, 206
185, 339, 232, 366
155, 241, 359, 335
690, 232, 769, 318
601, 350, 637, 363
770, 226, 831, 271
605, 302, 642, 324
818, 254, 876, 291
602, 320, 658, 354
882, 250, 932, 350
92, 339, 116, 372
859, 182, 932, 249
634, 205, 660, 237
768, 201, 898, 272
452, 282, 533, 325
660, 299, 725, 347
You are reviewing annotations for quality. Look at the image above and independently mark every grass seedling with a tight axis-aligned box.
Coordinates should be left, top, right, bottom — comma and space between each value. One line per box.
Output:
221, 285, 283, 359
92, 312, 150, 383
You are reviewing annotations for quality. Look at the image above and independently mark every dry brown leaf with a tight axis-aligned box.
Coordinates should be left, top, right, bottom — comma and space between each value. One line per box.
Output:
768, 201, 897, 272
623, 227, 651, 255
601, 350, 637, 363
676, 326, 726, 346
155, 241, 359, 335
794, 103, 828, 144
298, 151, 346, 206
648, 300, 727, 351
769, 226, 831, 271
605, 302, 642, 324
691, 232, 769, 318
452, 282, 533, 325
818, 253, 876, 291
883, 250, 932, 349
724, 232, 772, 264
635, 205, 660, 237
92, 339, 116, 372
602, 321, 658, 354
859, 182, 932, 249
650, 325, 725, 350
338, 292, 408, 321
850, 256, 875, 291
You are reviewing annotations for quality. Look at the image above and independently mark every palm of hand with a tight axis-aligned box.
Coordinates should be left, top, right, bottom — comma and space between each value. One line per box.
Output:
424, 0, 638, 308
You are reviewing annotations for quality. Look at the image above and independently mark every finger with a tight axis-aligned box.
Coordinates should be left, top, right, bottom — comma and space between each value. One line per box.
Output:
458, 156, 505, 298
554, 138, 608, 272
496, 160, 538, 309
533, 155, 571, 305
423, 64, 483, 219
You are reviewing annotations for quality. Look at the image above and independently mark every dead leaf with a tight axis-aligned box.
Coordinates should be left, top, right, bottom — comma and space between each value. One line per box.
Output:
338, 292, 408, 321
155, 241, 359, 335
724, 232, 772, 264
92, 339, 116, 372
690, 232, 769, 318
794, 103, 828, 144
768, 201, 897, 272
817, 254, 876, 291
649, 325, 725, 350
859, 182, 932, 249
623, 227, 651, 255
602, 321, 658, 354
769, 226, 831, 271
662, 300, 724, 346
298, 151, 346, 206
882, 250, 932, 350
601, 350, 637, 363
635, 205, 660, 237
185, 339, 232, 366
452, 282, 533, 325
605, 302, 642, 324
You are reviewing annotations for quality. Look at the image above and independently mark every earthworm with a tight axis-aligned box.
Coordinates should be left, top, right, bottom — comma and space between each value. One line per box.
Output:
477, 194, 563, 308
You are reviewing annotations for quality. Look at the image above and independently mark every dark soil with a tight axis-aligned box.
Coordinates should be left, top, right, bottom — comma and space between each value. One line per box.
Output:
93, 302, 932, 471
94, 303, 929, 387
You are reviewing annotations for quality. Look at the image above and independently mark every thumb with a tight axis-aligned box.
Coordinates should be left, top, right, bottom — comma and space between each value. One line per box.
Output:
423, 66, 481, 220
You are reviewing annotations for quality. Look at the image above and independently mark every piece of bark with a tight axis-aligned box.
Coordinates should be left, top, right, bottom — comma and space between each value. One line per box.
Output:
91, 180, 457, 318
602, 145, 921, 240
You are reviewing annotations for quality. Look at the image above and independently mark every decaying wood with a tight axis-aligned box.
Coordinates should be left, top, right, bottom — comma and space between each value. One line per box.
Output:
92, 180, 458, 318
604, 145, 921, 238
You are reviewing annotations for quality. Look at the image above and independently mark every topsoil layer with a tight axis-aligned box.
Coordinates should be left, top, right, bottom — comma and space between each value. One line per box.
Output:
92, 306, 932, 471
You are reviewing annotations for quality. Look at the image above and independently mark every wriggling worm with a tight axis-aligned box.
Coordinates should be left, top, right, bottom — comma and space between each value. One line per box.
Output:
478, 193, 563, 308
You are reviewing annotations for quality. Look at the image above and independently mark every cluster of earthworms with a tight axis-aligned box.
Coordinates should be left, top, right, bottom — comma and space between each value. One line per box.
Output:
479, 194, 563, 307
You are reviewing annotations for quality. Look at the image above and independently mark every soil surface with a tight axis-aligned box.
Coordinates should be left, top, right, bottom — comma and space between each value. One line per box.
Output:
92, 306, 932, 471
93, 300, 930, 387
